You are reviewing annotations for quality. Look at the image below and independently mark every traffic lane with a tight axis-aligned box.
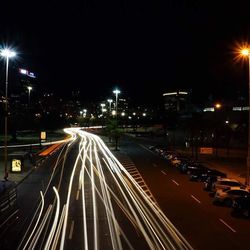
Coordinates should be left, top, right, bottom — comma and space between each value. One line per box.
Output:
123, 143, 245, 250
137, 145, 250, 244
134, 160, 239, 250
0, 145, 67, 250
63, 153, 84, 250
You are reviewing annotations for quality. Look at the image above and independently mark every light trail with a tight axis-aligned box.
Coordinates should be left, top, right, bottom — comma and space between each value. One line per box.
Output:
20, 127, 193, 250
22, 191, 44, 250
44, 187, 61, 250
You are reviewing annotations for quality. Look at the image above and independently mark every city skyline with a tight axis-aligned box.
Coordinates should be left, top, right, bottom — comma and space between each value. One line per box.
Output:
1, 1, 250, 103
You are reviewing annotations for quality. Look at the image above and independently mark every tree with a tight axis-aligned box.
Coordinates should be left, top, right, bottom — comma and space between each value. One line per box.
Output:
105, 119, 123, 151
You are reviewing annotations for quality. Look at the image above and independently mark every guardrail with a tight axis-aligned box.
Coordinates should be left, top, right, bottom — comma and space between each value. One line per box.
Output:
0, 186, 18, 229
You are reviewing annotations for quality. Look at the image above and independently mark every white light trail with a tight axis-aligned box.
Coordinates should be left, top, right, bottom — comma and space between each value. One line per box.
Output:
21, 127, 193, 250
22, 191, 44, 250
44, 187, 61, 250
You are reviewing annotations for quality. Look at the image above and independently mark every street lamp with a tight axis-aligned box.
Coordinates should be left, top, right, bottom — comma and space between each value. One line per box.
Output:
113, 89, 121, 120
0, 48, 16, 180
27, 86, 32, 106
107, 99, 113, 113
215, 103, 222, 109
240, 47, 250, 185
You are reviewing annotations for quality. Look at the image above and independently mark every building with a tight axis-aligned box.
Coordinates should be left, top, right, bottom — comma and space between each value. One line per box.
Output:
163, 90, 190, 113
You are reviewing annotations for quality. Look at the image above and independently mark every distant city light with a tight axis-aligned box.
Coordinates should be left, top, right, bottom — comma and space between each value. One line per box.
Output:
215, 103, 222, 109
142, 113, 146, 117
20, 69, 27, 74
225, 120, 229, 124
19, 68, 36, 78
112, 110, 116, 116
163, 91, 188, 96
203, 107, 215, 112
121, 112, 125, 116
232, 106, 250, 111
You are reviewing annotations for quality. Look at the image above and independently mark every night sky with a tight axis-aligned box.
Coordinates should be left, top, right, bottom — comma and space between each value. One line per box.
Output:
1, 0, 250, 104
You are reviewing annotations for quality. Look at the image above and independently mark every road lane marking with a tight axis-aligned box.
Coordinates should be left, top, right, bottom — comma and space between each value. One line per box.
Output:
219, 219, 236, 233
153, 163, 158, 168
139, 144, 156, 154
172, 179, 179, 186
69, 220, 75, 239
161, 170, 167, 175
190, 195, 201, 204
76, 190, 80, 200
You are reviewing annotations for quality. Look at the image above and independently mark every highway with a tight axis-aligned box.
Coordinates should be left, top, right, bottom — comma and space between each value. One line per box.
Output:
2, 128, 193, 250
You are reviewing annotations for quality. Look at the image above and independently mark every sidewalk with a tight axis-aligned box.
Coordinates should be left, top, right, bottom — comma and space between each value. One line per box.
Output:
0, 142, 63, 189
0, 156, 35, 187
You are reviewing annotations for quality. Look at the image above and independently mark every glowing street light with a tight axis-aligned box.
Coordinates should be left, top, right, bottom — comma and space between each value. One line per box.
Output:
215, 103, 222, 109
239, 45, 250, 185
241, 48, 249, 56
0, 48, 16, 180
113, 89, 121, 120
0, 49, 16, 58
27, 86, 32, 106
107, 99, 113, 113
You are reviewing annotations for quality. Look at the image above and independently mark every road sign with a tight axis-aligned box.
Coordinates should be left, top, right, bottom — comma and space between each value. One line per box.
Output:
40, 131, 46, 141
200, 147, 213, 154
11, 159, 22, 172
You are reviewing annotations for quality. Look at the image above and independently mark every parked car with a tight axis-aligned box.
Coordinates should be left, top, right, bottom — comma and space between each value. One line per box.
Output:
214, 187, 250, 206
149, 145, 167, 154
179, 161, 203, 174
204, 170, 227, 191
212, 178, 243, 193
155, 145, 168, 153
189, 166, 211, 181
232, 195, 250, 218
178, 160, 195, 173
170, 156, 182, 166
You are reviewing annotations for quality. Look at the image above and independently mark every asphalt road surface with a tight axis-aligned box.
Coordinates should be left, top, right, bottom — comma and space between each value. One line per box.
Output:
117, 136, 250, 250
0, 129, 193, 250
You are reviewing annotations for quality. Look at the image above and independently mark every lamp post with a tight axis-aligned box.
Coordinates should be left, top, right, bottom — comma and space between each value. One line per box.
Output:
240, 47, 250, 186
113, 89, 121, 121
214, 103, 222, 158
27, 86, 32, 107
0, 48, 16, 180
107, 99, 113, 114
